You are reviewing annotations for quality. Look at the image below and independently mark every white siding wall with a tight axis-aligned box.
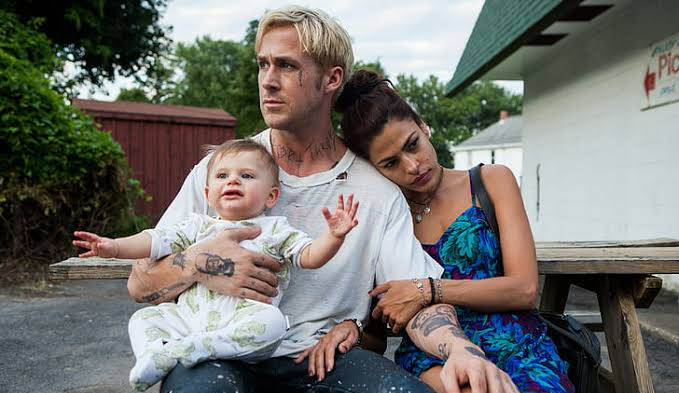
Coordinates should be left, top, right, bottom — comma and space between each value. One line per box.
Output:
453, 151, 470, 170
494, 147, 523, 185
521, 0, 679, 290
454, 147, 523, 184
471, 150, 492, 167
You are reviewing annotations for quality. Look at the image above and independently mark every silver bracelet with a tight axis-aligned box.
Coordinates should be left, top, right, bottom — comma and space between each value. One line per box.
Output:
435, 278, 443, 303
412, 278, 428, 306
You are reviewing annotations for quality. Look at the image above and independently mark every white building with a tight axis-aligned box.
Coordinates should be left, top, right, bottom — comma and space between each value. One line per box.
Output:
451, 112, 523, 185
447, 0, 679, 290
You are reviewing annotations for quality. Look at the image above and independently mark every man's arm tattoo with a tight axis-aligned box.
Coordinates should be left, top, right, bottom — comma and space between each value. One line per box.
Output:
438, 343, 450, 359
134, 258, 157, 273
196, 253, 235, 277
172, 252, 187, 270
465, 346, 487, 360
410, 305, 467, 338
140, 281, 187, 303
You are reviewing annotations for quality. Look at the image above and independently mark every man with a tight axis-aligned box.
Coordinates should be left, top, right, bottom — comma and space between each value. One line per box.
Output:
127, 6, 517, 393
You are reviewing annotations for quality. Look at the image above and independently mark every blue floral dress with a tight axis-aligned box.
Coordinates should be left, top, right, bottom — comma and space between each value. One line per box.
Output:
395, 179, 575, 393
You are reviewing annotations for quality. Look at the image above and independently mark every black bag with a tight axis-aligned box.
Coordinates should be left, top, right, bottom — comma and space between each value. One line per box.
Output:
541, 312, 602, 393
469, 163, 601, 393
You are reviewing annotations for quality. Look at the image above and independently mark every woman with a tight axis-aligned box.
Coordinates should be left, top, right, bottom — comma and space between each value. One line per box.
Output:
334, 70, 574, 393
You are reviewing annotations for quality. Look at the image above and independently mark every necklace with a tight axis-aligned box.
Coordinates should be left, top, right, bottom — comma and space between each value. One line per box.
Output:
406, 166, 444, 224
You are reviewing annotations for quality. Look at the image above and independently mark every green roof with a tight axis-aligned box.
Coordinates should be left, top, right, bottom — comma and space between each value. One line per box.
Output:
445, 0, 580, 97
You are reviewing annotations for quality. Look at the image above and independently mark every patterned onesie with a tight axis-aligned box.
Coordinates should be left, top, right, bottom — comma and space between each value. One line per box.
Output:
128, 213, 312, 391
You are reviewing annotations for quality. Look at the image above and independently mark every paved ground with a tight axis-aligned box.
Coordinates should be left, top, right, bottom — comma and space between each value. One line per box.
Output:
1, 279, 678, 393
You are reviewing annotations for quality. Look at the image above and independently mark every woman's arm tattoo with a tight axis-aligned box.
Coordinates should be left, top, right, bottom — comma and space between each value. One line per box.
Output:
410, 304, 467, 339
196, 253, 235, 277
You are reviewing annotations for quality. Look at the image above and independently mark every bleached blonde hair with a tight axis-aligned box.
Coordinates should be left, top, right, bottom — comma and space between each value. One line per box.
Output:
255, 5, 354, 100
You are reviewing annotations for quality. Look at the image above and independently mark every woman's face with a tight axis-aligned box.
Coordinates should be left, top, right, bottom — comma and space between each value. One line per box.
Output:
368, 117, 440, 194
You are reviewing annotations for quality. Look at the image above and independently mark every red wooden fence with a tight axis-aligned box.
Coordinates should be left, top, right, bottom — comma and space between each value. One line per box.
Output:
73, 99, 236, 223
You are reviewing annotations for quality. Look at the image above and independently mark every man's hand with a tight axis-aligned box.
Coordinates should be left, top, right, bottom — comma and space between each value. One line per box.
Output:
406, 304, 519, 393
73, 231, 119, 258
322, 193, 359, 238
369, 279, 426, 333
194, 226, 283, 304
439, 346, 518, 393
294, 320, 359, 381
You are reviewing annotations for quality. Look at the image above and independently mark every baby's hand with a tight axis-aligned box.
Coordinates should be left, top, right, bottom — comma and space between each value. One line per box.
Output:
322, 194, 359, 238
72, 231, 119, 258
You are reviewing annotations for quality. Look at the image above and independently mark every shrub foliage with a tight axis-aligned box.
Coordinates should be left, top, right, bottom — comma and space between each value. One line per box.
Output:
0, 11, 145, 272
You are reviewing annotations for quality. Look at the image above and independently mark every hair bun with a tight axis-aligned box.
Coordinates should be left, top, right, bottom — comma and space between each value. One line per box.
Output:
335, 70, 389, 113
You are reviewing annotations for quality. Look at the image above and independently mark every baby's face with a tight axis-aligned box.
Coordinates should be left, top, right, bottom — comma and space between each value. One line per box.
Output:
205, 151, 279, 221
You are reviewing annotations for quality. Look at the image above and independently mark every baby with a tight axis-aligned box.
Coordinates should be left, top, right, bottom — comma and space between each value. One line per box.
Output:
73, 139, 359, 391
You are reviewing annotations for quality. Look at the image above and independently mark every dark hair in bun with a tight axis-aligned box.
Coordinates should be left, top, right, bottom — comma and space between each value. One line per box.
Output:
334, 69, 423, 160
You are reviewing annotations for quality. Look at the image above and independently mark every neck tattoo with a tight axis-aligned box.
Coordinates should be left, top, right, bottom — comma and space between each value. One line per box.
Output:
406, 166, 444, 224
270, 131, 337, 167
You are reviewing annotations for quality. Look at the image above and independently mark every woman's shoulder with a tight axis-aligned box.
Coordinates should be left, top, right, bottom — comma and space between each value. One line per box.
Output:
480, 164, 517, 186
480, 164, 515, 180
479, 164, 521, 202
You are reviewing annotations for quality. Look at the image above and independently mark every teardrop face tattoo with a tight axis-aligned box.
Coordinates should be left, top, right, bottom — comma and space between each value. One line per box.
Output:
298, 70, 304, 86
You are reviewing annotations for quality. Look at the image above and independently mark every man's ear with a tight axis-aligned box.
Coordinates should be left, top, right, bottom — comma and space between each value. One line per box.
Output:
324, 65, 344, 95
266, 186, 280, 209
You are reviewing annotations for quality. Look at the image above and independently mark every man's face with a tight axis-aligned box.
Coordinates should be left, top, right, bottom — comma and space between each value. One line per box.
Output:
257, 25, 326, 131
204, 151, 279, 221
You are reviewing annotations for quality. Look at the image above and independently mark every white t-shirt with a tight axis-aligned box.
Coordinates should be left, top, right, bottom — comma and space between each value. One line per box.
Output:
157, 129, 443, 357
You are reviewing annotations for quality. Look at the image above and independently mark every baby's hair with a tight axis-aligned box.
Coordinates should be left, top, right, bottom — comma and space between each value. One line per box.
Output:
203, 139, 279, 186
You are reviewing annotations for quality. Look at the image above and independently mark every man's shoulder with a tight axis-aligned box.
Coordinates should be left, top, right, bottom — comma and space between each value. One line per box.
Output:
250, 130, 271, 152
346, 156, 402, 194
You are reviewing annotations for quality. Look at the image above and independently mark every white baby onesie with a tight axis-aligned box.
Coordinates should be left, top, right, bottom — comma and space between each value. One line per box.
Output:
128, 214, 312, 391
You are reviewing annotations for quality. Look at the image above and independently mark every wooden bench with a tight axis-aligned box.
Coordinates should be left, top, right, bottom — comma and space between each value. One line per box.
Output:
49, 239, 679, 393
537, 239, 679, 393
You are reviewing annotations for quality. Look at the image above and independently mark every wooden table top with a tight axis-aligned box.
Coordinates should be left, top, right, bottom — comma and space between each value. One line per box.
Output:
48, 240, 679, 280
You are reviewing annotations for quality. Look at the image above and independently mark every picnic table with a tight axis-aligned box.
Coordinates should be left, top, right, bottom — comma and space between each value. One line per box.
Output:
49, 239, 679, 393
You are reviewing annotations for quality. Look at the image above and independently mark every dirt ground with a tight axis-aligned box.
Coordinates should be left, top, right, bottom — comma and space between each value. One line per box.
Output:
1, 279, 678, 393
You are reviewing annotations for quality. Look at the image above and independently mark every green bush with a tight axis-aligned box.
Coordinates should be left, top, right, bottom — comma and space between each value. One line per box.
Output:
0, 11, 146, 272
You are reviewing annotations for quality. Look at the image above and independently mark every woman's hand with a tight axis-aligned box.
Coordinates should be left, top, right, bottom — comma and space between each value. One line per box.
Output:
369, 279, 428, 334
294, 320, 360, 381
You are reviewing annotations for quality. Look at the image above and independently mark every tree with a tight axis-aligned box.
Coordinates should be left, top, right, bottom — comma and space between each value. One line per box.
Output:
149, 20, 265, 137
2, 0, 172, 90
395, 75, 521, 167
353, 59, 387, 76
116, 87, 151, 103
169, 37, 243, 108
222, 19, 267, 137
1, 10, 145, 272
